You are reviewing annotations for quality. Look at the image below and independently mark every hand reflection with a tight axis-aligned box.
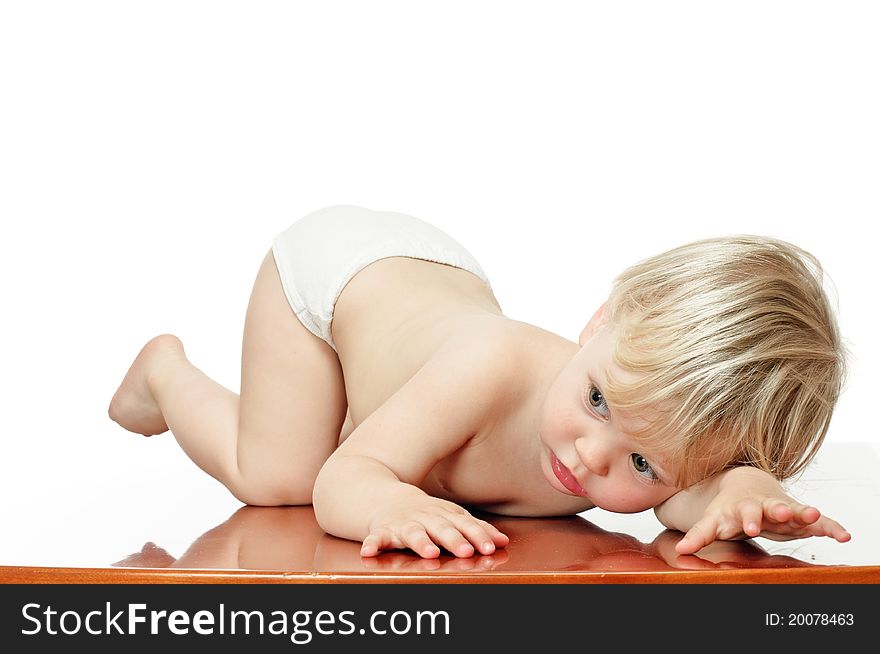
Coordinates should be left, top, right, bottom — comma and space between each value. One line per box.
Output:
649, 529, 816, 570
315, 532, 510, 572
112, 506, 819, 573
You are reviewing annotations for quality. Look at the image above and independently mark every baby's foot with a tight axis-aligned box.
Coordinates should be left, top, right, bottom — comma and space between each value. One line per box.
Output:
108, 334, 184, 436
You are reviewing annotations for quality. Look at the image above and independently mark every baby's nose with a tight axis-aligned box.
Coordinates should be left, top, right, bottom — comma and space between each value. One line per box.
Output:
575, 436, 611, 476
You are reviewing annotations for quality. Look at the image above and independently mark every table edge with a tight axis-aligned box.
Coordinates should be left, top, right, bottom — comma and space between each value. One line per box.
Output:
3, 565, 880, 584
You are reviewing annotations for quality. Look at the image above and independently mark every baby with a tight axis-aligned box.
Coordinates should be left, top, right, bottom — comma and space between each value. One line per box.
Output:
109, 205, 852, 559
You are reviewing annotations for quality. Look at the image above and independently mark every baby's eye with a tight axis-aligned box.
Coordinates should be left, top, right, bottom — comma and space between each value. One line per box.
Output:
585, 385, 609, 417
631, 453, 659, 482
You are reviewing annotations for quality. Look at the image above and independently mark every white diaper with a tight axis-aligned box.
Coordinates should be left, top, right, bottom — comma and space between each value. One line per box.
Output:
271, 205, 492, 352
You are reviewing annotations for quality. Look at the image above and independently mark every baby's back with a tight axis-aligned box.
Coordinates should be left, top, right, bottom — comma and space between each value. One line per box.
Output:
331, 255, 505, 429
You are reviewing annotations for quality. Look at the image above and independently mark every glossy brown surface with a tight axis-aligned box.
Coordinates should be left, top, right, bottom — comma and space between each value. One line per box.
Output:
2, 443, 878, 583
3, 508, 878, 584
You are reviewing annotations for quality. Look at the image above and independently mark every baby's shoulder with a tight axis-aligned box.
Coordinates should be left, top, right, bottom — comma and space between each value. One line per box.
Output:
431, 317, 536, 405
451, 316, 557, 366
430, 319, 519, 384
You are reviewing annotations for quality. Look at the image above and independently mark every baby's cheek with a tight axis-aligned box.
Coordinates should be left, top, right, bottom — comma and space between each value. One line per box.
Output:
620, 485, 673, 514
598, 490, 654, 514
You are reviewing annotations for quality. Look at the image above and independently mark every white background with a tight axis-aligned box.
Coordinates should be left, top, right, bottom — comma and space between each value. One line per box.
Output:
0, 1, 877, 565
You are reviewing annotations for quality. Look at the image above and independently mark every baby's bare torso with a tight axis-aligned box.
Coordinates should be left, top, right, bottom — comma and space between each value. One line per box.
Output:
330, 256, 592, 516
332, 257, 503, 422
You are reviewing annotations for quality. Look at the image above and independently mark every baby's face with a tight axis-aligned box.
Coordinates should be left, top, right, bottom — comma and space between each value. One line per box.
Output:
537, 313, 681, 513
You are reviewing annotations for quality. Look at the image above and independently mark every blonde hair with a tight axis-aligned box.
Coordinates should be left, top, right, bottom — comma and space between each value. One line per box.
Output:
601, 235, 850, 488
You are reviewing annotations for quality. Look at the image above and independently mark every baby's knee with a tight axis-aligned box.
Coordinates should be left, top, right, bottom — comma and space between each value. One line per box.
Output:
229, 474, 314, 507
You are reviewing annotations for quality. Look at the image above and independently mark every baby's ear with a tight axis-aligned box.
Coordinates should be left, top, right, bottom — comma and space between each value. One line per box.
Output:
578, 302, 608, 347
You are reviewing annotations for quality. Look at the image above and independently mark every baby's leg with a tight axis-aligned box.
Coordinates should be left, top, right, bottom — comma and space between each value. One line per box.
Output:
108, 250, 348, 505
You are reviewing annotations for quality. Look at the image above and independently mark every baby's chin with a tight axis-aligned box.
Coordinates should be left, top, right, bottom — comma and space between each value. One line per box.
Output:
590, 498, 656, 514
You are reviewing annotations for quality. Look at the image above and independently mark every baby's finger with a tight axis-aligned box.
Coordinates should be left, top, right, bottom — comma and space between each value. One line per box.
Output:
361, 527, 399, 558
448, 515, 500, 555
807, 517, 851, 542
790, 504, 821, 526
736, 499, 764, 537
476, 519, 510, 546
763, 499, 794, 523
675, 517, 719, 555
420, 517, 475, 558
400, 522, 443, 559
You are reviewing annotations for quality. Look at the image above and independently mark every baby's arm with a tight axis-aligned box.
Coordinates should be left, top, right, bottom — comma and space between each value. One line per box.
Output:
312, 343, 510, 559
653, 465, 851, 555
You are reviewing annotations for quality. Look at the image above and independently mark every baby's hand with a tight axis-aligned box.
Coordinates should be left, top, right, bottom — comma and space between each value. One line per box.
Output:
360, 496, 510, 559
675, 466, 851, 555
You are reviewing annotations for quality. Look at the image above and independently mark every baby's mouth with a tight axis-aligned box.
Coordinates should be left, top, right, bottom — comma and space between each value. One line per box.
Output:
549, 451, 588, 497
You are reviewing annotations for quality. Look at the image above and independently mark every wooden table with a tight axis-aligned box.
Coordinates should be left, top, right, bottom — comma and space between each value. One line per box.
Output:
2, 443, 878, 583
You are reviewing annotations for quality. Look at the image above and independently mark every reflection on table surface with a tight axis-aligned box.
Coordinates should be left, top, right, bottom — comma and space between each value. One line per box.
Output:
111, 506, 819, 574
2, 443, 875, 580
